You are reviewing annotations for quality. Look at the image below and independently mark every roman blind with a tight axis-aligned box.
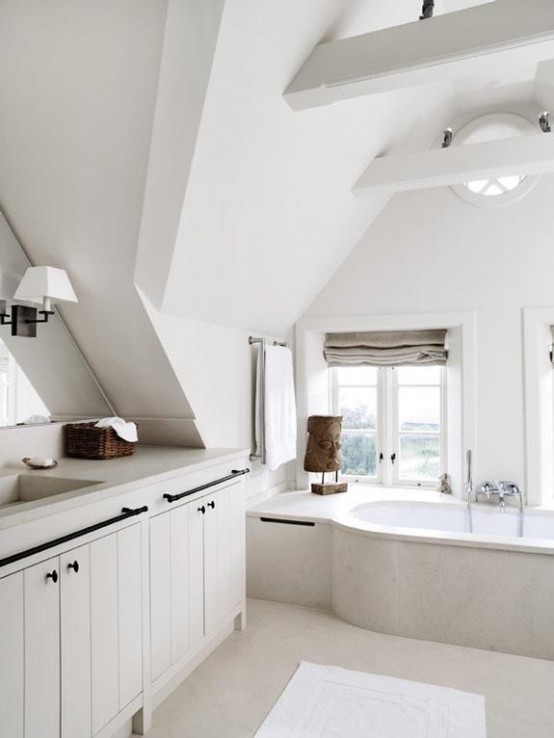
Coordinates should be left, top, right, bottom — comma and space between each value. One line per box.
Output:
323, 329, 448, 367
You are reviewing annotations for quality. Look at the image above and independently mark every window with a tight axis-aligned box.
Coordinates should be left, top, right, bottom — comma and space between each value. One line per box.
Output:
332, 365, 446, 487
333, 366, 379, 479
450, 113, 539, 207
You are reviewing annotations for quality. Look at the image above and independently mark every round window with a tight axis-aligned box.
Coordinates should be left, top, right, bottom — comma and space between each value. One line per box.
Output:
450, 113, 539, 207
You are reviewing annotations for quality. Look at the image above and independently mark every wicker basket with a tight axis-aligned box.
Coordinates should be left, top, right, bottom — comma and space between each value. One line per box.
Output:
65, 422, 137, 460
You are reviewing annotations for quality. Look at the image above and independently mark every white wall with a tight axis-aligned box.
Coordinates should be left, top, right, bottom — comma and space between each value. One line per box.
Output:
303, 174, 554, 497
140, 292, 294, 502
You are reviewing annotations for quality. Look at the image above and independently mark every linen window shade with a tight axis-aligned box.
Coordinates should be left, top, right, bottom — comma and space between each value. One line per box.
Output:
323, 330, 448, 367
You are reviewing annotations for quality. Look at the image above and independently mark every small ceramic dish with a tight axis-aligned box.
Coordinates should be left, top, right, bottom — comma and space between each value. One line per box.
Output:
22, 457, 59, 470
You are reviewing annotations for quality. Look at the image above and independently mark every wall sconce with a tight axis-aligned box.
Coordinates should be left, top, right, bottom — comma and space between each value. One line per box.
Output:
0, 266, 77, 337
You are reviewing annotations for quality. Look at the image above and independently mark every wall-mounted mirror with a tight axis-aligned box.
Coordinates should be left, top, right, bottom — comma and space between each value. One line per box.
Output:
0, 213, 113, 427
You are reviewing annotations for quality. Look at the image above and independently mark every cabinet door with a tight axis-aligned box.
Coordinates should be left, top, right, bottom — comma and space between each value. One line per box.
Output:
24, 556, 60, 738
219, 481, 245, 620
118, 523, 142, 709
90, 524, 143, 733
150, 501, 205, 681
188, 500, 205, 649
204, 482, 245, 633
170, 504, 190, 662
0, 572, 24, 738
61, 545, 91, 738
150, 512, 172, 680
203, 494, 219, 634
90, 533, 119, 734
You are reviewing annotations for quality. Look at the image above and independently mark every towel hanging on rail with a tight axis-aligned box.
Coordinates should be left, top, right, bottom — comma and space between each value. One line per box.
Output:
255, 344, 297, 471
266, 345, 297, 471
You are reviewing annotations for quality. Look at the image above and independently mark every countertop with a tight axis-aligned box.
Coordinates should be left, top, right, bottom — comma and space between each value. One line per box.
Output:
0, 445, 248, 530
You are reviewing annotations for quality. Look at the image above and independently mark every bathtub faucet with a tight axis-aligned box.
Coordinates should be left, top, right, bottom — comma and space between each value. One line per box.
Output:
477, 481, 525, 537
479, 481, 523, 513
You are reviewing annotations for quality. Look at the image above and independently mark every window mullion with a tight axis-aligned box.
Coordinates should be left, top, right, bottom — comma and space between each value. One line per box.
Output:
381, 367, 394, 486
377, 367, 385, 484
330, 367, 337, 415
391, 367, 400, 486
440, 366, 448, 474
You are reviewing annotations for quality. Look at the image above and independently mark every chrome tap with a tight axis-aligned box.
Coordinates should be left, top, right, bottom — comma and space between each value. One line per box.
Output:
478, 480, 525, 536
497, 482, 506, 512
465, 450, 474, 533
465, 449, 474, 501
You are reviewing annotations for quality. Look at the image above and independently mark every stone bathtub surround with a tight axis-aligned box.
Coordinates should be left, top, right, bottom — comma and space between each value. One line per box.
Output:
247, 488, 554, 660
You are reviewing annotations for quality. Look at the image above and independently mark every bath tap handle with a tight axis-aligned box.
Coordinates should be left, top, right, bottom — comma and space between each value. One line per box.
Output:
479, 481, 495, 499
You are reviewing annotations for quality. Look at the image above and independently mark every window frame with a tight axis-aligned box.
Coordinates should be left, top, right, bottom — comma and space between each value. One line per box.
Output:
391, 366, 447, 488
331, 365, 447, 489
330, 366, 383, 484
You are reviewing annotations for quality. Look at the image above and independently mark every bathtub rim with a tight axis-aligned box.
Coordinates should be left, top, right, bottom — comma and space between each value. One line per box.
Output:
247, 486, 554, 556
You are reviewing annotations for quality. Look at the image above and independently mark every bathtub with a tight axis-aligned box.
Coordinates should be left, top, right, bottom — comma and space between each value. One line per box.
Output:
247, 489, 554, 659
349, 499, 554, 542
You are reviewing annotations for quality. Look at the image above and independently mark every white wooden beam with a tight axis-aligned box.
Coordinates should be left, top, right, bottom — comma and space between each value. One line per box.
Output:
353, 132, 554, 196
285, 0, 554, 110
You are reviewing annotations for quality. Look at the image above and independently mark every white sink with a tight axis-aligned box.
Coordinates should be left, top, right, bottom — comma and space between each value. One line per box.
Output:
0, 475, 103, 507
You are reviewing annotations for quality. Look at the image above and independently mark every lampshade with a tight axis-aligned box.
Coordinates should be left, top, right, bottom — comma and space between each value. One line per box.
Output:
14, 266, 77, 310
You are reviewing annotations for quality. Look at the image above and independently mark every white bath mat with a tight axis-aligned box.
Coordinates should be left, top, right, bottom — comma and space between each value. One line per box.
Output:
255, 662, 486, 737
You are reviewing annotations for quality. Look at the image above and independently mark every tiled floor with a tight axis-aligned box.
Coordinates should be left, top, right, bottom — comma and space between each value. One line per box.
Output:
144, 598, 554, 737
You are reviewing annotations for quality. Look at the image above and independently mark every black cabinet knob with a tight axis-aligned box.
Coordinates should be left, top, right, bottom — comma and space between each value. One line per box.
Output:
207, 501, 215, 510
198, 505, 206, 514
68, 560, 79, 573
46, 570, 58, 584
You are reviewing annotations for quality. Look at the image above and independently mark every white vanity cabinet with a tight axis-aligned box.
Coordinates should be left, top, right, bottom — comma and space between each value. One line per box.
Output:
0, 522, 142, 738
149, 478, 246, 686
0, 449, 249, 737
0, 569, 25, 737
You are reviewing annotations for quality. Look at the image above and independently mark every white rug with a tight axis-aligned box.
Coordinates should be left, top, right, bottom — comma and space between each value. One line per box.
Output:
255, 662, 486, 737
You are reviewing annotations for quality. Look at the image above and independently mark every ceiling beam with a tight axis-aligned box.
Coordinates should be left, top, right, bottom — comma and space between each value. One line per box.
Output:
285, 0, 554, 110
353, 132, 554, 196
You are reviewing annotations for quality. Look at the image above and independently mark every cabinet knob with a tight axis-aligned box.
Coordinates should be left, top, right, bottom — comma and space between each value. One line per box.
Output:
68, 560, 79, 573
46, 570, 58, 584
207, 501, 215, 510
198, 505, 206, 514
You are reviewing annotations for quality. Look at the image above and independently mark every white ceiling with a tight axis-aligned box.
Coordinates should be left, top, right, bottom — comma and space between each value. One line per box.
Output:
157, 0, 453, 334
149, 0, 550, 336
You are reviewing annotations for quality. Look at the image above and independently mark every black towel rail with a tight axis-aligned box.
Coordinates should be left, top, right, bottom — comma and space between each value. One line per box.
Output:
163, 468, 250, 504
0, 505, 149, 569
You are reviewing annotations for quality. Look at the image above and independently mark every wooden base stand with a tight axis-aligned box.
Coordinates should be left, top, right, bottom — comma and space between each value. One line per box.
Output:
311, 482, 348, 496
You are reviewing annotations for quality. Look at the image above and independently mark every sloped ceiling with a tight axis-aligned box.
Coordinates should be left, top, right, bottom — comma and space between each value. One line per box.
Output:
1, 0, 549, 440
0, 0, 203, 444
139, 0, 539, 337
148, 0, 453, 335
